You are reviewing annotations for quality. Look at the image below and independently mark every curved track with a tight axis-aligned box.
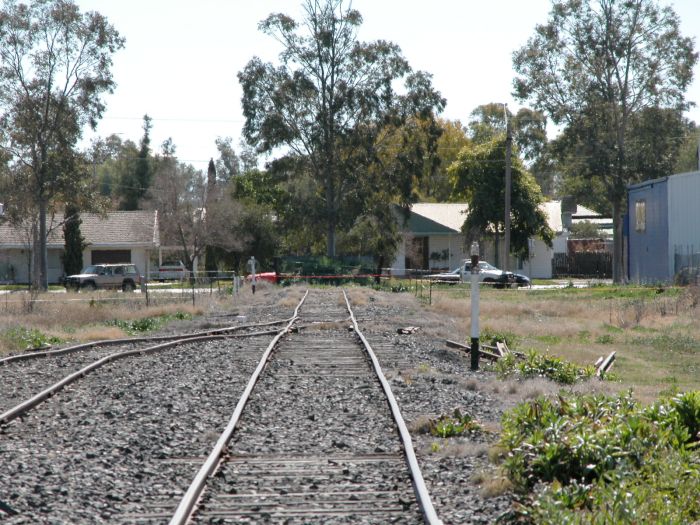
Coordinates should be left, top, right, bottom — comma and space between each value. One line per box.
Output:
0, 318, 290, 421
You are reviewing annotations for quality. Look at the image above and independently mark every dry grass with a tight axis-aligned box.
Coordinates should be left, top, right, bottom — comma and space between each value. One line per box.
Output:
71, 326, 128, 342
470, 465, 514, 497
427, 285, 700, 401
479, 474, 515, 498
276, 287, 307, 308
346, 287, 371, 306
409, 415, 433, 434
302, 321, 349, 331
0, 292, 212, 355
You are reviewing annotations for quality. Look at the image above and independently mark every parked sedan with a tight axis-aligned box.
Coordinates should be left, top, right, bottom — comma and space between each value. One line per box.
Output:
429, 267, 463, 283
430, 261, 516, 288
513, 273, 531, 287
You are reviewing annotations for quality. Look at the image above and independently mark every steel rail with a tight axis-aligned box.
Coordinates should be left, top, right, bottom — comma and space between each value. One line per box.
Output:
0, 317, 292, 366
168, 290, 309, 525
0, 329, 281, 426
343, 290, 443, 525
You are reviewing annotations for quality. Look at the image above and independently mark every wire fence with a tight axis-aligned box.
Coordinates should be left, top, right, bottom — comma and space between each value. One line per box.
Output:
0, 266, 523, 313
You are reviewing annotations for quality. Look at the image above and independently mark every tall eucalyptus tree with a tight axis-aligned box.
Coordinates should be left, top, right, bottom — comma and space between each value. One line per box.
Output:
239, 0, 444, 257
0, 0, 123, 289
513, 0, 697, 282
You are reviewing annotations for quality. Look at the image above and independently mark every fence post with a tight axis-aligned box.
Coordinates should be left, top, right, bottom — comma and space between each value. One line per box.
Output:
191, 273, 195, 307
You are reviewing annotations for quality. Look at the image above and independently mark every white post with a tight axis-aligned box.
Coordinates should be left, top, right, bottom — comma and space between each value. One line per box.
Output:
470, 242, 480, 370
247, 256, 257, 294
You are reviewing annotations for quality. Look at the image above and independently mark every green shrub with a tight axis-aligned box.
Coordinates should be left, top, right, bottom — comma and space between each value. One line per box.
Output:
428, 408, 481, 438
500, 390, 700, 523
107, 312, 192, 335
596, 334, 615, 344
494, 350, 596, 384
1, 327, 62, 352
481, 329, 518, 348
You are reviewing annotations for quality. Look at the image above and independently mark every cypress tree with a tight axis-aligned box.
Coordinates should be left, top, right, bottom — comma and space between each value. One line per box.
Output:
62, 205, 86, 277
204, 158, 218, 275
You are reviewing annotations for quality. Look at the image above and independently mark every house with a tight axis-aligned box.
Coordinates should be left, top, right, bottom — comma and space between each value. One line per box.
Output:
392, 201, 605, 279
0, 210, 160, 284
627, 170, 700, 283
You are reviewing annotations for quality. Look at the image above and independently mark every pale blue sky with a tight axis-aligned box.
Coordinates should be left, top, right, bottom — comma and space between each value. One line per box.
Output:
76, 1, 700, 172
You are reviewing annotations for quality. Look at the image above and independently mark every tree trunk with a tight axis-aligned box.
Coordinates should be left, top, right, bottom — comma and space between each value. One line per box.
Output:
612, 199, 625, 283
327, 218, 336, 258
31, 222, 39, 291
38, 200, 49, 291
325, 166, 336, 258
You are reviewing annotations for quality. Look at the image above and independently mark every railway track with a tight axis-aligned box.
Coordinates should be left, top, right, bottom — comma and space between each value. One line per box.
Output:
0, 318, 290, 420
0, 288, 443, 524
163, 289, 441, 525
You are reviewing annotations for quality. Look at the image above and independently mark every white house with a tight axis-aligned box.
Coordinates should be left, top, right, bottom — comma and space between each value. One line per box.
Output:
0, 210, 160, 284
391, 201, 604, 279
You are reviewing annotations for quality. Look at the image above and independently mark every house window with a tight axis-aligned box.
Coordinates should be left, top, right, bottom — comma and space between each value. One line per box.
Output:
635, 200, 646, 232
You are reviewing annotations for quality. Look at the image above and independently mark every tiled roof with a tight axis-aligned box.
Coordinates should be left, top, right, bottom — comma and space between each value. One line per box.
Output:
0, 210, 159, 248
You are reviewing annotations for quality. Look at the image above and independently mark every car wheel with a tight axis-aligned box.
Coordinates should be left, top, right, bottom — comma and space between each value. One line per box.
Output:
81, 281, 96, 291
122, 281, 135, 292
483, 278, 495, 287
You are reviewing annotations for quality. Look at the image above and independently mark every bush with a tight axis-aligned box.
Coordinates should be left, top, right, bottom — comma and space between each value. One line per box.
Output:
494, 350, 596, 384
481, 329, 518, 348
500, 390, 700, 523
427, 408, 481, 438
1, 327, 62, 352
107, 311, 191, 335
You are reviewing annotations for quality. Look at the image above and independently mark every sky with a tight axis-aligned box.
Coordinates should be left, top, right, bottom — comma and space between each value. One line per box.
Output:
75, 0, 700, 173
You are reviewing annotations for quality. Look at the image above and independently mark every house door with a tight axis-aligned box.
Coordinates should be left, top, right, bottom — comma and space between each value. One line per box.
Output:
405, 236, 429, 271
91, 250, 131, 264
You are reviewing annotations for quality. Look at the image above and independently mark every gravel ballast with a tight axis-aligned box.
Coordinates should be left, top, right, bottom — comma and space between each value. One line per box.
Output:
0, 287, 516, 524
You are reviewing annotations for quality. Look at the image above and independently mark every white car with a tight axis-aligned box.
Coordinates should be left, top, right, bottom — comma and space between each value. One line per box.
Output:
430, 261, 516, 287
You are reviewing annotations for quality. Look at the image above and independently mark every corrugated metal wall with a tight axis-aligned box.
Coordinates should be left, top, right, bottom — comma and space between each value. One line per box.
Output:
668, 171, 700, 279
627, 178, 669, 282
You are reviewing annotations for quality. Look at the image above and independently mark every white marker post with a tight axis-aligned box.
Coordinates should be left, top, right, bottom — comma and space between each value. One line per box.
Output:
470, 242, 480, 371
247, 256, 257, 295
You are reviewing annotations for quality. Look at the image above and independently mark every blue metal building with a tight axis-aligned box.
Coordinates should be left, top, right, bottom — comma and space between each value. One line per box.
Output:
627, 170, 700, 283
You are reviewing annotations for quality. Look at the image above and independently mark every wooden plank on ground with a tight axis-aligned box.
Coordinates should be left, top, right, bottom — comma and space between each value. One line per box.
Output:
596, 351, 616, 377
444, 340, 501, 361
496, 342, 508, 357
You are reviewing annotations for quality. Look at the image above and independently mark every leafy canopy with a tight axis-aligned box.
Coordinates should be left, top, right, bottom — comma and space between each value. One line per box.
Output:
0, 0, 123, 288
238, 0, 444, 257
448, 136, 553, 257
513, 0, 697, 281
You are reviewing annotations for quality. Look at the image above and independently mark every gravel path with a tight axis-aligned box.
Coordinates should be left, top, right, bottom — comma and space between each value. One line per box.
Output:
0, 287, 515, 524
0, 336, 274, 524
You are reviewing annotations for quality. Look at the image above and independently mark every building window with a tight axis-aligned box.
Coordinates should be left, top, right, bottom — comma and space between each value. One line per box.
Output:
635, 200, 646, 232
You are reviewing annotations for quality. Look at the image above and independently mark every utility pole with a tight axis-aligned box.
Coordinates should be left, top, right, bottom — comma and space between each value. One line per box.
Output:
504, 104, 512, 272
